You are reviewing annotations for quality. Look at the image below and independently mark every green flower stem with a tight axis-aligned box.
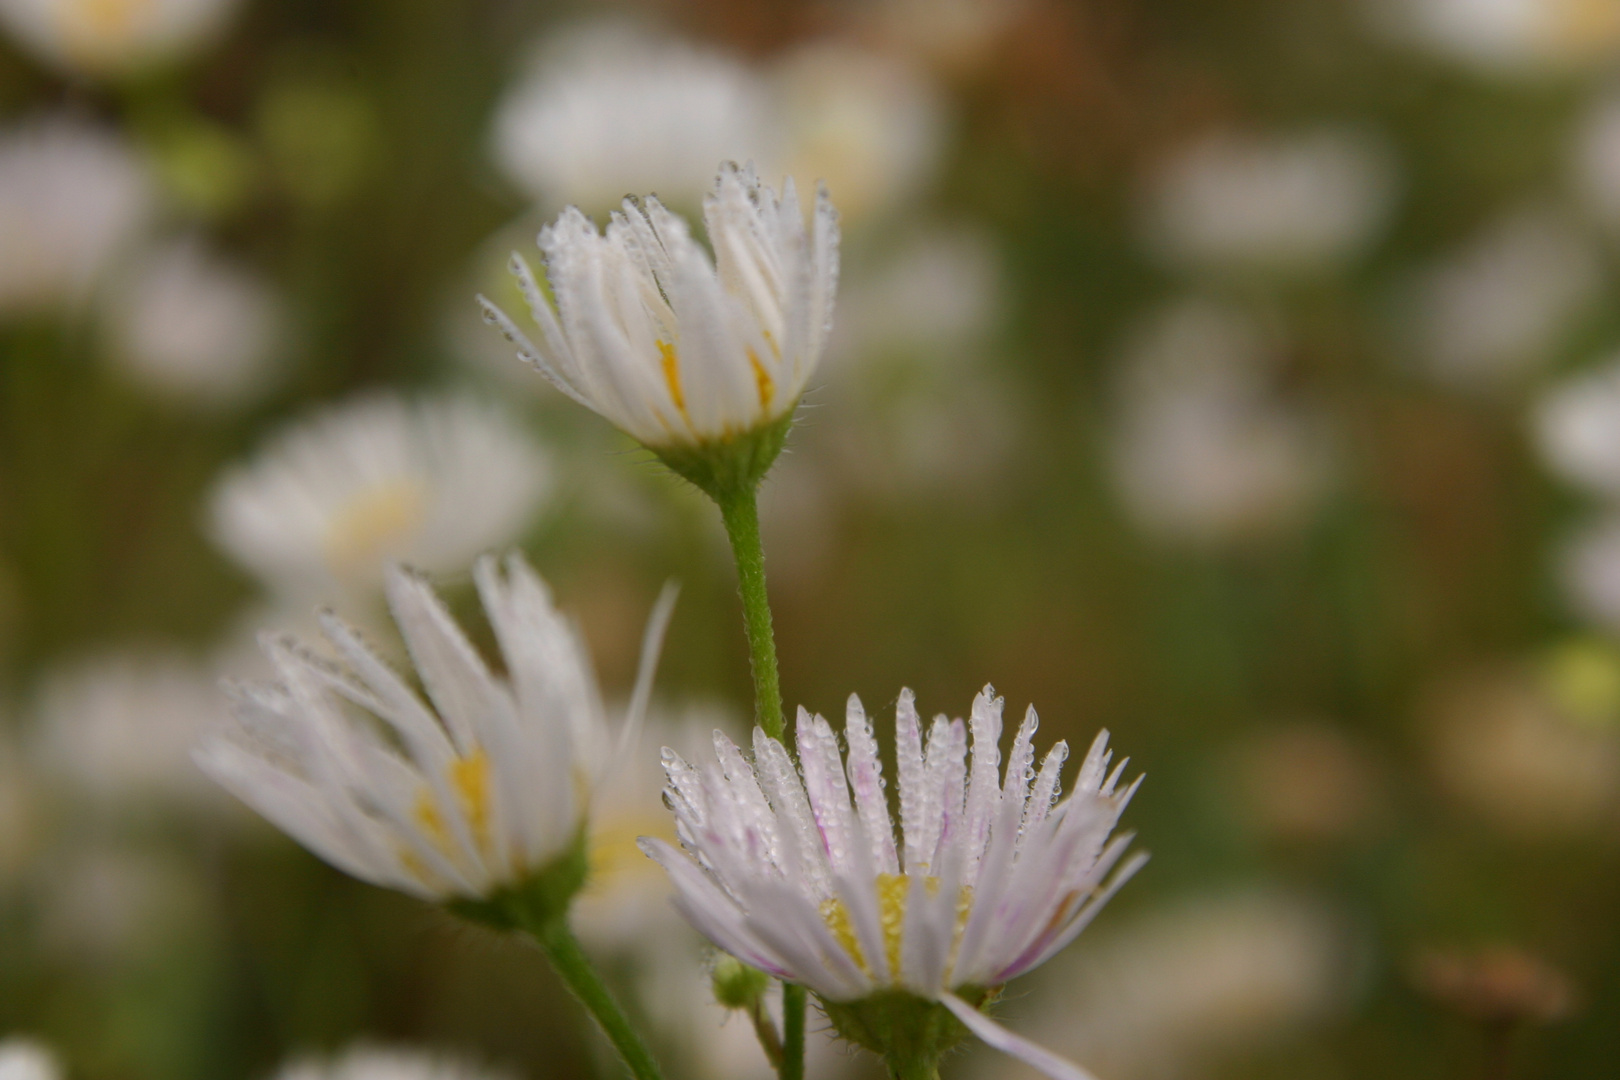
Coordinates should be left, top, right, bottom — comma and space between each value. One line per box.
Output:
532, 919, 664, 1080
780, 983, 808, 1080
717, 485, 785, 741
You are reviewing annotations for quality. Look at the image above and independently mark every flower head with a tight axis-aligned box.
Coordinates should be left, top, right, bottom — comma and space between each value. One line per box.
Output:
0, 0, 245, 77
640, 687, 1145, 1079
0, 116, 154, 314
196, 554, 671, 911
207, 394, 551, 600
481, 163, 838, 493
273, 1045, 514, 1080
491, 23, 774, 214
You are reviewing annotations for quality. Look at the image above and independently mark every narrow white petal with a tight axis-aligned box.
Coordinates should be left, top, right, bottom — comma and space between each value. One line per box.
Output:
941, 994, 1103, 1080
894, 689, 929, 874
844, 695, 899, 876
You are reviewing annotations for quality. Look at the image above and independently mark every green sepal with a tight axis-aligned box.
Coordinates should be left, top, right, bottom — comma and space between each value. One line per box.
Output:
445, 829, 589, 932
649, 409, 795, 502
819, 986, 1000, 1080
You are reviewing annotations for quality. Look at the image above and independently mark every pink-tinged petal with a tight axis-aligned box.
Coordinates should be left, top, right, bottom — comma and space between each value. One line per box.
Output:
1006, 850, 1150, 981
961, 687, 1006, 887
1023, 740, 1069, 837
753, 726, 833, 902
798, 708, 858, 874
894, 689, 929, 874
941, 994, 1103, 1080
845, 695, 899, 875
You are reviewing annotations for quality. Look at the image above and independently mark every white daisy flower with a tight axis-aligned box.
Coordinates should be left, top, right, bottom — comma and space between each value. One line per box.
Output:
481, 163, 839, 474
0, 0, 245, 78
1367, 0, 1620, 78
491, 23, 775, 215
1408, 207, 1601, 390
1534, 356, 1620, 498
30, 651, 228, 810
103, 237, 285, 410
640, 687, 1145, 1080
207, 394, 551, 601
0, 1038, 60, 1080
272, 1045, 513, 1080
1109, 299, 1332, 546
0, 116, 155, 315
1142, 129, 1396, 274
196, 554, 673, 905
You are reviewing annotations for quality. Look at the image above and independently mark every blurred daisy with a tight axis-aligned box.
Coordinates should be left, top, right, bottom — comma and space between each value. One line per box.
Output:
0, 0, 244, 76
102, 237, 285, 410
0, 1039, 60, 1080
492, 23, 773, 215
1109, 300, 1332, 545
273, 1046, 513, 1080
830, 224, 1002, 368
987, 892, 1351, 1080
642, 687, 1145, 1080
197, 554, 672, 904
1574, 88, 1620, 231
1368, 0, 1620, 77
772, 42, 946, 226
1142, 129, 1396, 273
1407, 207, 1601, 389
0, 116, 155, 315
207, 394, 551, 601
35, 844, 212, 962
481, 163, 839, 458
1534, 356, 1620, 497
30, 651, 226, 811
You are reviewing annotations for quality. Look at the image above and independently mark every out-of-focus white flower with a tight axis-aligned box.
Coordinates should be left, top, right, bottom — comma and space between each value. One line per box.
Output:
1142, 129, 1396, 273
207, 394, 551, 601
0, 0, 244, 77
482, 163, 839, 455
1369, 0, 1620, 78
642, 687, 1144, 1080
988, 891, 1351, 1080
0, 117, 154, 315
1424, 666, 1620, 835
30, 652, 226, 810
102, 237, 284, 409
273, 1045, 513, 1080
772, 42, 945, 226
197, 555, 671, 903
831, 225, 1002, 367
35, 845, 211, 961
1408, 208, 1601, 389
1534, 356, 1620, 497
1572, 89, 1620, 230
492, 23, 774, 215
1109, 300, 1332, 545
0, 1038, 61, 1080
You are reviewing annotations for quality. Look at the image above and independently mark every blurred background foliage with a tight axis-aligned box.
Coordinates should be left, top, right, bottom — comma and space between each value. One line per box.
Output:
3, 0, 1620, 1078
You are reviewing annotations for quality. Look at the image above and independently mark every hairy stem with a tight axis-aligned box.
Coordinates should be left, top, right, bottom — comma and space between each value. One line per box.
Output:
532, 920, 664, 1080
781, 983, 808, 1080
717, 485, 785, 740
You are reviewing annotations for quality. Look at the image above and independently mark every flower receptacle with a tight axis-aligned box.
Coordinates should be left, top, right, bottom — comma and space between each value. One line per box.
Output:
819, 987, 999, 1080
649, 409, 795, 503
446, 830, 590, 934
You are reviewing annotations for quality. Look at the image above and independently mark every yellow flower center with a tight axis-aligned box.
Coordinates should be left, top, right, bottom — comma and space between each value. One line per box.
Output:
323, 480, 428, 574
657, 341, 692, 427
820, 873, 973, 981
406, 749, 498, 886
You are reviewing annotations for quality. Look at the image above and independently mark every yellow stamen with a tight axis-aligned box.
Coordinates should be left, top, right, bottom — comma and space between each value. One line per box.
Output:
450, 749, 493, 856
748, 347, 775, 411
323, 480, 428, 573
657, 340, 692, 425
820, 873, 972, 979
